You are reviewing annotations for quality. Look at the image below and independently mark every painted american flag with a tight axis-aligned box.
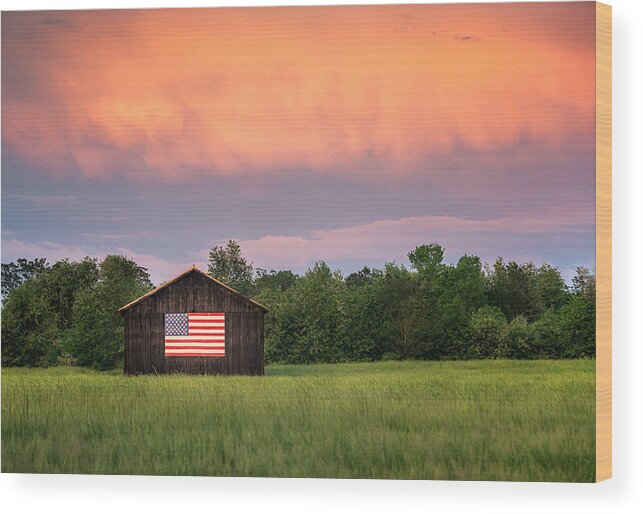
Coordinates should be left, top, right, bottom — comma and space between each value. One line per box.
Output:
164, 312, 225, 357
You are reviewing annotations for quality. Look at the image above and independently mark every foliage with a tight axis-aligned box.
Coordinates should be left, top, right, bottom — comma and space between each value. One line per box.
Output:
207, 240, 254, 296
263, 262, 346, 364
530, 309, 563, 359
558, 294, 596, 358
63, 256, 153, 369
467, 306, 508, 358
2, 241, 596, 368
0, 279, 62, 367
485, 259, 567, 321
1, 255, 151, 369
505, 315, 532, 359
1, 257, 50, 301
255, 268, 299, 292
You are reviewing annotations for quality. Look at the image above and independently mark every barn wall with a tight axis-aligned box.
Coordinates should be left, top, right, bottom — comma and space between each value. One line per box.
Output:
123, 272, 265, 375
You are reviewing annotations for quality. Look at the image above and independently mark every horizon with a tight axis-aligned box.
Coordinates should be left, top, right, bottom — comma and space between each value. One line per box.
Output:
1, 3, 596, 286
0, 241, 591, 288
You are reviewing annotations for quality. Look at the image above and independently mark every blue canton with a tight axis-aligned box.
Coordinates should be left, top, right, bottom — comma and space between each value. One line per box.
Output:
165, 313, 188, 336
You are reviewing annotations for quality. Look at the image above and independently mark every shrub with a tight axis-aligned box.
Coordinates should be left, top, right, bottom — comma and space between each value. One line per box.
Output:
530, 309, 562, 358
558, 294, 596, 358
505, 315, 532, 359
468, 306, 508, 358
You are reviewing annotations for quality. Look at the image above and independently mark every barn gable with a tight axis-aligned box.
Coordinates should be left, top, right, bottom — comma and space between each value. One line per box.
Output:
118, 266, 268, 316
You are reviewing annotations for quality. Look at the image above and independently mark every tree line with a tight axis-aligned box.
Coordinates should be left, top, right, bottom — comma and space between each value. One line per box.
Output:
1, 241, 595, 369
1, 256, 151, 369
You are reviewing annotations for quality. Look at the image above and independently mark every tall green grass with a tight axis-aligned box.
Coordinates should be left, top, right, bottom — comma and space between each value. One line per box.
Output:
1, 360, 595, 481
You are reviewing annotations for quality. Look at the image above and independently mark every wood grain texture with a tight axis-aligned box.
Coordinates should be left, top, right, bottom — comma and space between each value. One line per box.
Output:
121, 269, 266, 376
595, 1, 612, 483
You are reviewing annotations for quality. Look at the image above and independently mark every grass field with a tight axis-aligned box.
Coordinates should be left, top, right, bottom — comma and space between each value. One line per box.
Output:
1, 360, 595, 481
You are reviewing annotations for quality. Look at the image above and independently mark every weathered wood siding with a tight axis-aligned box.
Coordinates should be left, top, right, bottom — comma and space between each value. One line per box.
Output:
123, 271, 265, 375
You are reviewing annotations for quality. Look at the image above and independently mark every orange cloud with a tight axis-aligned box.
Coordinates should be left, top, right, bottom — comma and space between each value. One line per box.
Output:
2, 3, 595, 181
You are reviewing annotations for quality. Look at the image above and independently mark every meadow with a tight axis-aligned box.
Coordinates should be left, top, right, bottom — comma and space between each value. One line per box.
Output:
1, 360, 595, 481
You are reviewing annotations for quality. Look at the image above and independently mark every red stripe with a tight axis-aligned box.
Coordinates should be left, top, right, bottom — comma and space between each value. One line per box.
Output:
165, 352, 225, 357
188, 332, 225, 336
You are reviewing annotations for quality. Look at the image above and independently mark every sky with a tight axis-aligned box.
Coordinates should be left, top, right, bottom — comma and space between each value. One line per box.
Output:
1, 3, 596, 285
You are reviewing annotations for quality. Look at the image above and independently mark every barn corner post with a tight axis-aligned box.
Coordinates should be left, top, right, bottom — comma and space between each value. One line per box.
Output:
118, 267, 268, 377
120, 309, 129, 374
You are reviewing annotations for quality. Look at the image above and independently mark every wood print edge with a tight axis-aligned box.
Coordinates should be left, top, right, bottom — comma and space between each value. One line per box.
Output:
595, 0, 612, 483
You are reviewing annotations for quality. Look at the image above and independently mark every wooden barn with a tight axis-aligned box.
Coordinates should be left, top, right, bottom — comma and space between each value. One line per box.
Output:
118, 266, 268, 376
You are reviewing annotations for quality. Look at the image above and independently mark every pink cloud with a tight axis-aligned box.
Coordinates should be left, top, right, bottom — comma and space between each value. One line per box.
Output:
1, 240, 190, 285
230, 210, 593, 270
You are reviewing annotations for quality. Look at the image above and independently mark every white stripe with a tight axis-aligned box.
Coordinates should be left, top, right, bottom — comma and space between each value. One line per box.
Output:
189, 329, 225, 334
165, 349, 225, 355
189, 315, 225, 320
165, 335, 225, 341
188, 324, 225, 328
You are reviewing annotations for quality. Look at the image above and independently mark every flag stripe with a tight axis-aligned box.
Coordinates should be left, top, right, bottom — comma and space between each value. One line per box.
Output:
165, 337, 224, 340
165, 341, 225, 348
166, 341, 224, 345
166, 346, 225, 350
165, 350, 225, 357
165, 351, 225, 354
165, 349, 224, 352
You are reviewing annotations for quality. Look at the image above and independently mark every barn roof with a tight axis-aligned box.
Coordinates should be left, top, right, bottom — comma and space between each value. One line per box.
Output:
117, 265, 268, 313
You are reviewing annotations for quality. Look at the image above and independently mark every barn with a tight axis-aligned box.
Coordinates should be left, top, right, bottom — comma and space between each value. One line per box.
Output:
118, 266, 268, 375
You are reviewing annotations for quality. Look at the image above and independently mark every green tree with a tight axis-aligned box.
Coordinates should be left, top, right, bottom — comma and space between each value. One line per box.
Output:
572, 266, 596, 301
1, 258, 99, 367
264, 262, 345, 364
427, 255, 487, 359
468, 306, 508, 359
558, 267, 596, 358
559, 297, 595, 359
1, 257, 50, 301
379, 263, 421, 359
530, 309, 562, 358
342, 267, 390, 361
1, 279, 62, 367
505, 315, 532, 359
405, 245, 445, 358
39, 258, 100, 332
535, 263, 568, 312
208, 240, 254, 296
345, 266, 377, 289
63, 255, 153, 369
255, 268, 299, 292
408, 243, 445, 281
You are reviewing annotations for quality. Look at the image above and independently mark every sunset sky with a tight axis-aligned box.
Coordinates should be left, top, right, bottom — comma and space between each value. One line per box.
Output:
2, 3, 596, 284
